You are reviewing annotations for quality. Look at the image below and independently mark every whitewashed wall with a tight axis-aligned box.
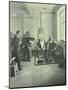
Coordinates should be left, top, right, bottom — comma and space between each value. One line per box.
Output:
10, 4, 54, 40
41, 12, 54, 41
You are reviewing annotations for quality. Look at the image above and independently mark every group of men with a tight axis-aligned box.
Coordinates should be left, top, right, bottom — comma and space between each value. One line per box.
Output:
11, 30, 64, 70
36, 37, 64, 64
11, 31, 34, 71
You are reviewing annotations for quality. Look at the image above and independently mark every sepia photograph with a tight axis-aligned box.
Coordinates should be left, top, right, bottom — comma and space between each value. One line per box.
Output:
9, 1, 66, 88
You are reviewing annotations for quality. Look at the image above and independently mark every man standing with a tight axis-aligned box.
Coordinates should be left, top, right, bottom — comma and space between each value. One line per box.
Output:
21, 31, 34, 61
21, 34, 31, 61
11, 31, 22, 71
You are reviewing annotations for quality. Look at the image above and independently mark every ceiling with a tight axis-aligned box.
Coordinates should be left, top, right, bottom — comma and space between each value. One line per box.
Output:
10, 2, 62, 17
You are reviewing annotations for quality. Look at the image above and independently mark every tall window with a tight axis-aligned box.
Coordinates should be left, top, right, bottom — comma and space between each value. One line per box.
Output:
57, 6, 65, 41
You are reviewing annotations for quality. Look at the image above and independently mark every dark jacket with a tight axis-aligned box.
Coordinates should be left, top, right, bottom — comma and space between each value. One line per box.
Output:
11, 35, 20, 62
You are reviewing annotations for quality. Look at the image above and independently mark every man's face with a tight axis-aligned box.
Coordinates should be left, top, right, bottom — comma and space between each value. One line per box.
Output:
17, 32, 20, 37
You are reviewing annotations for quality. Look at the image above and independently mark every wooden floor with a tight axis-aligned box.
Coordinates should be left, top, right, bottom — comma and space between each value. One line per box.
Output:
10, 57, 65, 88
